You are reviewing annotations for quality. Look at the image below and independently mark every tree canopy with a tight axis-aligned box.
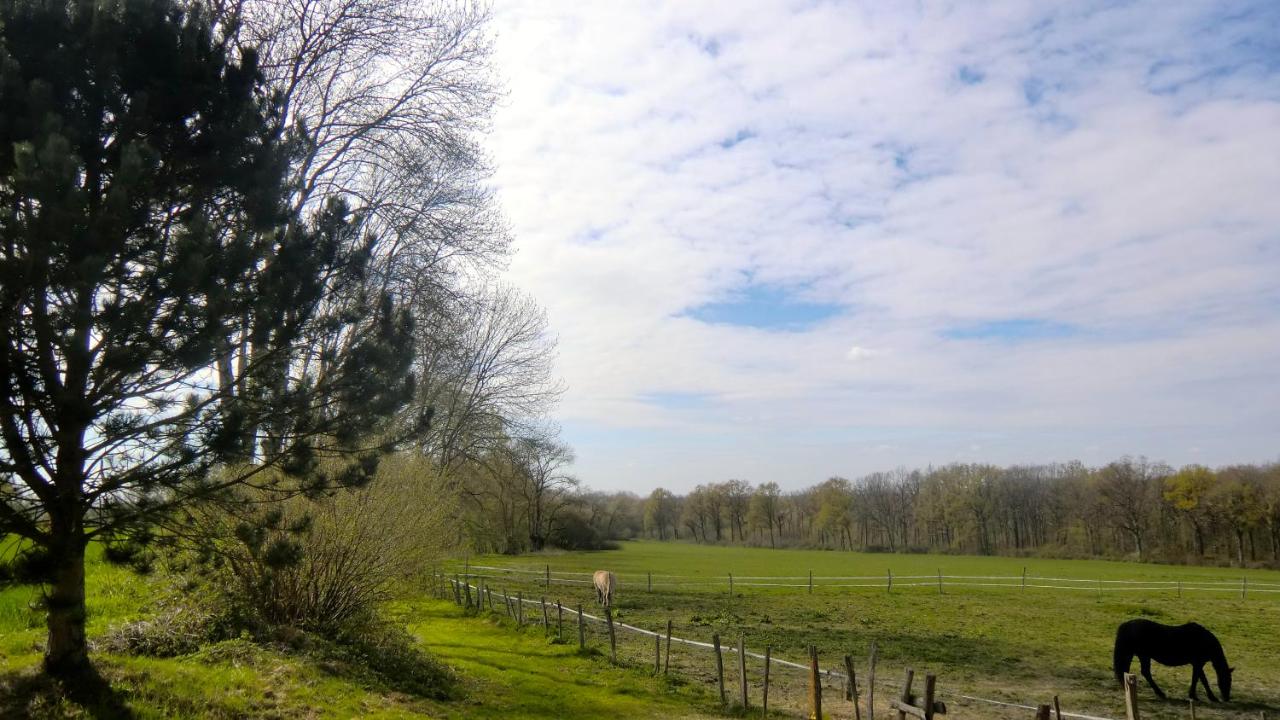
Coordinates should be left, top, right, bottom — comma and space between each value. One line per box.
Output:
0, 0, 413, 677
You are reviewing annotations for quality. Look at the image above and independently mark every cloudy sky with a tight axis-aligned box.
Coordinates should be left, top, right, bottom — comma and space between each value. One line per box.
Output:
485, 1, 1280, 493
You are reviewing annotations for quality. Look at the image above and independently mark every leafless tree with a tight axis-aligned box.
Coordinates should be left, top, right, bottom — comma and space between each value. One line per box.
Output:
416, 286, 564, 472
202, 0, 511, 451
509, 432, 576, 551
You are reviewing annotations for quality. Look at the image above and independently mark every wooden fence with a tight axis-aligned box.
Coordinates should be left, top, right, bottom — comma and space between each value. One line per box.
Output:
438, 573, 1144, 720
451, 563, 1280, 600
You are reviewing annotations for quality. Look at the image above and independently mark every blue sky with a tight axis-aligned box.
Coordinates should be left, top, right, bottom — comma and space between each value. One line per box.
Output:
489, 1, 1280, 492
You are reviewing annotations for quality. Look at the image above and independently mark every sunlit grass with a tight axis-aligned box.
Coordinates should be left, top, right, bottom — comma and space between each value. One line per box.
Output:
452, 541, 1280, 720
0, 541, 720, 718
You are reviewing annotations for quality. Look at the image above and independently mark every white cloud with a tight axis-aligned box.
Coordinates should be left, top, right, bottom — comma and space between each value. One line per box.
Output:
485, 1, 1280, 490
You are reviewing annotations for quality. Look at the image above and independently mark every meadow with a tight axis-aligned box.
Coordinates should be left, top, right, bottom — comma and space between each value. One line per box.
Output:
450, 541, 1280, 720
0, 544, 718, 719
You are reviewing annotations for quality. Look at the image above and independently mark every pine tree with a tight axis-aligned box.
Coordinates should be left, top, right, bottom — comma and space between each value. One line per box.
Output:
0, 0, 414, 677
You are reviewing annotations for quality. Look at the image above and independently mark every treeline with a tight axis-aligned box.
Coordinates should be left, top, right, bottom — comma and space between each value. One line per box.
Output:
543, 459, 1280, 568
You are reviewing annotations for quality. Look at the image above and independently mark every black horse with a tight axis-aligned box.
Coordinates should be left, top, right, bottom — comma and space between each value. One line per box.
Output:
1113, 619, 1233, 702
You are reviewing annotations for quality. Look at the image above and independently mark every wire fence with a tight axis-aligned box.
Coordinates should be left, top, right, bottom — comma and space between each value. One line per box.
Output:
445, 563, 1280, 599
436, 574, 1122, 720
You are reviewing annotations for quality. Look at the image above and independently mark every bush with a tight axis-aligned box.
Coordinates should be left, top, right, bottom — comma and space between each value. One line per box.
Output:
192, 455, 458, 637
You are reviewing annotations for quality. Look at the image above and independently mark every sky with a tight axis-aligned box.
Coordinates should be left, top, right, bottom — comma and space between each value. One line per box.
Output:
485, 1, 1280, 493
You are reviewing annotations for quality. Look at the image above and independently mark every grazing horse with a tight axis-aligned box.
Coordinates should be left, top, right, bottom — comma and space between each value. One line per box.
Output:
1113, 619, 1233, 702
593, 570, 617, 607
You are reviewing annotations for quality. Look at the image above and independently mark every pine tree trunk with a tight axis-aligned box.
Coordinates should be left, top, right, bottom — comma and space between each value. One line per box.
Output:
44, 537, 89, 677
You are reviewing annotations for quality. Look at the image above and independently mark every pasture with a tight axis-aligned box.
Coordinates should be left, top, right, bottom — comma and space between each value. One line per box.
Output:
0, 544, 718, 718
450, 541, 1280, 720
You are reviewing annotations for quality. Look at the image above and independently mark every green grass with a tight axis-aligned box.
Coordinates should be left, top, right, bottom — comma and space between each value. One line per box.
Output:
0, 545, 721, 719
452, 541, 1280, 720
403, 602, 718, 719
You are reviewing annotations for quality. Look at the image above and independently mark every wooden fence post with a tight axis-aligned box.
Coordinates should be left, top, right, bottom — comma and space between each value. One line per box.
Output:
606, 608, 617, 662
1242, 576, 1247, 600
1022, 566, 1028, 591
1123, 672, 1140, 720
923, 673, 936, 720
763, 645, 772, 717
1188, 698, 1196, 720
453, 576, 462, 605
464, 579, 473, 609
664, 619, 673, 674
738, 634, 748, 709
545, 564, 550, 591
809, 645, 822, 720
809, 570, 814, 594
556, 601, 563, 639
887, 569, 893, 593
713, 634, 726, 704
844, 654, 860, 720
577, 603, 585, 650
517, 591, 524, 626
654, 634, 661, 675
868, 641, 878, 720
937, 569, 943, 595
1036, 705, 1051, 720
896, 668, 914, 720
541, 597, 549, 634
1054, 694, 1062, 720
729, 572, 734, 600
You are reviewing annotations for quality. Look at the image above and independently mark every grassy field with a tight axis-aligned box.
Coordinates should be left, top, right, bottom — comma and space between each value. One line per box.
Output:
0, 545, 718, 719
450, 541, 1280, 720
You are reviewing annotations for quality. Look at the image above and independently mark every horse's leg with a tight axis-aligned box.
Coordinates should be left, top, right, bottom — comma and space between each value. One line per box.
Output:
1197, 664, 1218, 702
1140, 657, 1166, 698
1188, 665, 1201, 701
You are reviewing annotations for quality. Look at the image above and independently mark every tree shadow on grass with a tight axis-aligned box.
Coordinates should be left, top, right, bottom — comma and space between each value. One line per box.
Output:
0, 665, 134, 720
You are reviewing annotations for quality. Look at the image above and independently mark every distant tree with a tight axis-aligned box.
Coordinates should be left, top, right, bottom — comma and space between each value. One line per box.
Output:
815, 477, 854, 549
1095, 457, 1167, 560
1210, 466, 1267, 566
1164, 465, 1217, 557
680, 485, 711, 542
702, 483, 727, 542
0, 0, 413, 677
1261, 465, 1280, 563
723, 479, 752, 542
747, 482, 782, 547
644, 488, 678, 540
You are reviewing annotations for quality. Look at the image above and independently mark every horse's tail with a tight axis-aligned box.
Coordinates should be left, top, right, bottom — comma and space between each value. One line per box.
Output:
1113, 627, 1131, 686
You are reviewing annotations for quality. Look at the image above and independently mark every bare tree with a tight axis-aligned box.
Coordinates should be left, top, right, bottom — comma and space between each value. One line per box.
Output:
748, 482, 782, 547
1095, 457, 1167, 560
509, 433, 576, 551
417, 286, 563, 471
203, 0, 510, 453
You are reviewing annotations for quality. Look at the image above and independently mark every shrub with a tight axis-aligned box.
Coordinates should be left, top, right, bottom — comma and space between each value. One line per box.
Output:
194, 454, 458, 637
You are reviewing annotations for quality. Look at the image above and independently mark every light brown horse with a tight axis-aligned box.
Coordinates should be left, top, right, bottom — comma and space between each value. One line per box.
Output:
593, 570, 617, 607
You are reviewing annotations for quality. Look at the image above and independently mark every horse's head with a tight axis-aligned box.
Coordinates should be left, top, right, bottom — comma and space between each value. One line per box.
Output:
1218, 666, 1233, 702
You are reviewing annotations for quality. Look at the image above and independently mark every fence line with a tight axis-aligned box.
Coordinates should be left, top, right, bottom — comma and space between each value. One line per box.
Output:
956, 694, 1116, 720
450, 564, 1280, 598
449, 577, 1119, 720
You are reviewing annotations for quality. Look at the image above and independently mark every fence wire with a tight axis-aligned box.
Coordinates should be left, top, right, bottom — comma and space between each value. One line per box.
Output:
441, 576, 1121, 720
449, 563, 1280, 599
